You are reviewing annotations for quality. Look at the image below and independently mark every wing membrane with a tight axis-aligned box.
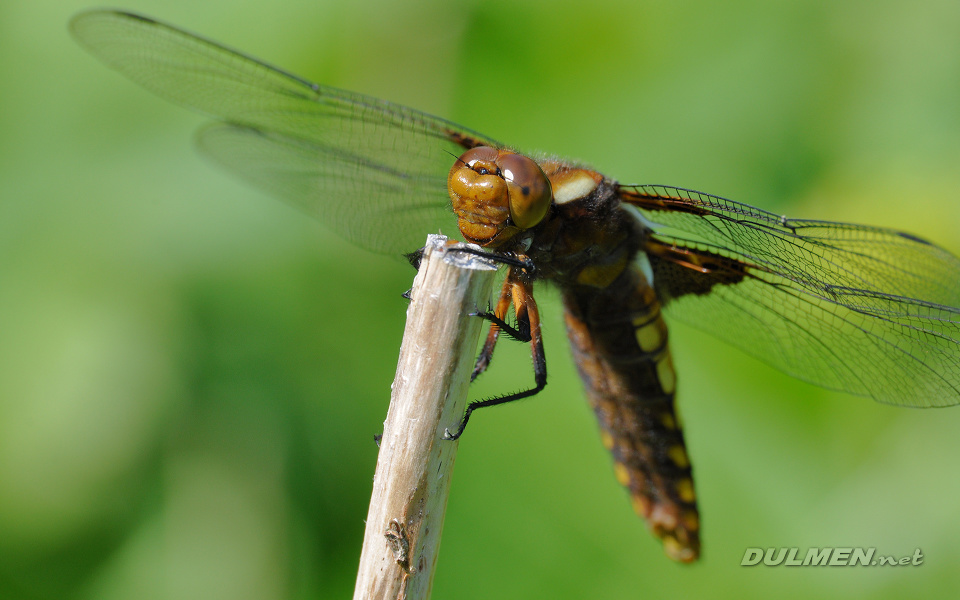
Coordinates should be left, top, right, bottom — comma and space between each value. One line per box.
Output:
70, 9, 500, 255
623, 184, 960, 407
197, 123, 453, 253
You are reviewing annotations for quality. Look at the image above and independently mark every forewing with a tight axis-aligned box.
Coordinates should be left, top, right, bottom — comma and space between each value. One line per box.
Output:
622, 184, 960, 407
197, 123, 454, 254
70, 9, 500, 255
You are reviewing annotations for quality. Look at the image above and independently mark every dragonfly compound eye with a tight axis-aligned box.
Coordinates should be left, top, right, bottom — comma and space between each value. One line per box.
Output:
498, 152, 552, 230
448, 147, 552, 247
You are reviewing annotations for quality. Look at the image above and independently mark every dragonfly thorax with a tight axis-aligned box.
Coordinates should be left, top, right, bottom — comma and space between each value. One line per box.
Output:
447, 146, 552, 248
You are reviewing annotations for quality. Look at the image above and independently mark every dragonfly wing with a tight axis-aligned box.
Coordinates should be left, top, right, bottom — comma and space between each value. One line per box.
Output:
197, 123, 453, 255
70, 9, 501, 255
621, 184, 960, 407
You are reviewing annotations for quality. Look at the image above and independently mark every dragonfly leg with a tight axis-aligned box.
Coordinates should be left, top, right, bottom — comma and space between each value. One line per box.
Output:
405, 244, 534, 274
472, 308, 532, 342
445, 275, 546, 440
446, 245, 536, 274
470, 272, 524, 381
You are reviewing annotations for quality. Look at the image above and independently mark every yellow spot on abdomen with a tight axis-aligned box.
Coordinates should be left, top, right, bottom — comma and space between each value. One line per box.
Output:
631, 493, 651, 518
575, 253, 629, 288
667, 445, 689, 469
600, 430, 614, 450
656, 353, 676, 394
675, 478, 696, 504
660, 412, 676, 430
613, 462, 631, 487
663, 536, 697, 563
635, 319, 666, 353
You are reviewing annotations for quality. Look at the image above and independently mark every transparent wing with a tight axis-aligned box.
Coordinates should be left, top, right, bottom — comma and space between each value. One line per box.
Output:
197, 123, 454, 253
70, 9, 500, 255
622, 184, 960, 407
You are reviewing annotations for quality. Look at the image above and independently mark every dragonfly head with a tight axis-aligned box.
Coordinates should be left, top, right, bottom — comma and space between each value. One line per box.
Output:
448, 146, 552, 248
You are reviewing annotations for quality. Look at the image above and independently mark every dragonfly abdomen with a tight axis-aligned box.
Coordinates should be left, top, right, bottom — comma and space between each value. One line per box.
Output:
562, 265, 700, 562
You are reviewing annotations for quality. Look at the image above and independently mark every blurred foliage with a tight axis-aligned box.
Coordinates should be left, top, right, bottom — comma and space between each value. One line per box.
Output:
2, 0, 960, 598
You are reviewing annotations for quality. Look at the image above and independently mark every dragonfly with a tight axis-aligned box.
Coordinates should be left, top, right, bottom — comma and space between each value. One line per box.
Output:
70, 9, 960, 563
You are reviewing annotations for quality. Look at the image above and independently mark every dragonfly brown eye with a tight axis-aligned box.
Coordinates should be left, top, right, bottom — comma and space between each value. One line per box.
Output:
448, 147, 552, 246
498, 152, 552, 230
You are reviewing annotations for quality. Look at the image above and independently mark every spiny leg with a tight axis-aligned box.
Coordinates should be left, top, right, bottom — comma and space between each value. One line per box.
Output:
471, 271, 519, 381
405, 243, 535, 273
445, 273, 547, 440
472, 273, 533, 345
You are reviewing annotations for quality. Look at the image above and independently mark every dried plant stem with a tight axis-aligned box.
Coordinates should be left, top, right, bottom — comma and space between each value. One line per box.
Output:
353, 235, 497, 600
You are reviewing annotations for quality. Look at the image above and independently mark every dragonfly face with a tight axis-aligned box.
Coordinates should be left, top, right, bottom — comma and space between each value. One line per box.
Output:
448, 146, 553, 246
70, 9, 960, 563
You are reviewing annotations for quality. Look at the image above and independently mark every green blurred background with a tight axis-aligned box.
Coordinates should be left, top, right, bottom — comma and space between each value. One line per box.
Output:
3, 0, 960, 598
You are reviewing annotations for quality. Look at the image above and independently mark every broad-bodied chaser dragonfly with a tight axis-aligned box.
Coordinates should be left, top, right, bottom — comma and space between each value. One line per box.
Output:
71, 10, 960, 563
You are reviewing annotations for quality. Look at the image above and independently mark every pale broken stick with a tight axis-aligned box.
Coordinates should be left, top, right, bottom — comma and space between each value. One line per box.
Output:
353, 234, 498, 600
